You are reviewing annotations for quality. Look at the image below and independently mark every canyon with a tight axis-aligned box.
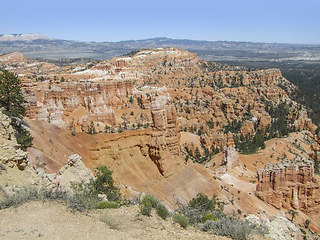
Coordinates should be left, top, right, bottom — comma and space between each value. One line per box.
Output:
1, 48, 320, 234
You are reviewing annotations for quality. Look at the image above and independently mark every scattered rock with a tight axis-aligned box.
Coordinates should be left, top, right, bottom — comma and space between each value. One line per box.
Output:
0, 110, 28, 170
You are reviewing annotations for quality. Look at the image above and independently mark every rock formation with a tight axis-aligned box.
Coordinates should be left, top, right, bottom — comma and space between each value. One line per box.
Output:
0, 110, 28, 170
222, 137, 240, 172
25, 79, 133, 129
35, 154, 94, 193
55, 154, 94, 191
244, 214, 301, 240
256, 157, 320, 212
3, 48, 314, 140
240, 121, 255, 136
200, 133, 226, 150
149, 96, 181, 175
257, 113, 271, 129
287, 109, 318, 134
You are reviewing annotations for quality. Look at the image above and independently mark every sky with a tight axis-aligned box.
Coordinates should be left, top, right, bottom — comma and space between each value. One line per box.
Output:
1, 0, 319, 44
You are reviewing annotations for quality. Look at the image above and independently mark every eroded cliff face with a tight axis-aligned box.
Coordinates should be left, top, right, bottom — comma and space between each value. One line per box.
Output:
25, 79, 133, 129
256, 157, 320, 213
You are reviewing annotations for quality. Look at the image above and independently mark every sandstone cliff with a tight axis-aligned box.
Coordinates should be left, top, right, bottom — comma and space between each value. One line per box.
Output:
149, 96, 181, 176
28, 79, 133, 129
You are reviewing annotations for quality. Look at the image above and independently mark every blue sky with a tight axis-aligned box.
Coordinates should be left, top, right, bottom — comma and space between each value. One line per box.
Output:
1, 0, 319, 44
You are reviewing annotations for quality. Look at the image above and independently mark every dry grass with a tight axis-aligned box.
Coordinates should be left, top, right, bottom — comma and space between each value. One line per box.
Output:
99, 211, 125, 230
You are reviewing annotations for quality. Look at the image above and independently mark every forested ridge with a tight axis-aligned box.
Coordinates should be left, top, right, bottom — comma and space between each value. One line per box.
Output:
224, 61, 320, 127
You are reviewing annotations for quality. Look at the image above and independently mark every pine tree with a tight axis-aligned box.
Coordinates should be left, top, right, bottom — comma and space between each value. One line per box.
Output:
0, 70, 26, 118
195, 147, 201, 161
0, 70, 33, 150
314, 151, 320, 174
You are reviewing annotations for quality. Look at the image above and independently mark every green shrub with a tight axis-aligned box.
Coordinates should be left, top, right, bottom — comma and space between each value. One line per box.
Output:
141, 195, 159, 208
202, 217, 268, 240
139, 195, 169, 219
173, 214, 189, 229
176, 193, 222, 225
93, 166, 120, 201
67, 180, 99, 212
139, 200, 153, 216
173, 192, 269, 240
188, 193, 217, 212
139, 195, 160, 216
201, 213, 217, 223
99, 212, 124, 230
304, 219, 310, 229
156, 203, 169, 220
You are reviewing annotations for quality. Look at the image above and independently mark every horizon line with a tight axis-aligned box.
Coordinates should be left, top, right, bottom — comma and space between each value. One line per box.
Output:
0, 33, 319, 46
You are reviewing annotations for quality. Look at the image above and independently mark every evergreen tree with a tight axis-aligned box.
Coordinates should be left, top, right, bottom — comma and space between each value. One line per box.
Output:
195, 147, 201, 161
215, 146, 220, 154
189, 149, 193, 157
0, 70, 26, 118
93, 166, 120, 201
314, 152, 320, 174
0, 70, 33, 150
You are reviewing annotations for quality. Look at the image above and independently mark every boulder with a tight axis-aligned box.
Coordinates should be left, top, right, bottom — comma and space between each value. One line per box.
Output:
55, 154, 94, 192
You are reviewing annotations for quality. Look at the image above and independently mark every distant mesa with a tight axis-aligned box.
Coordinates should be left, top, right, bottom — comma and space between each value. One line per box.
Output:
0, 33, 48, 41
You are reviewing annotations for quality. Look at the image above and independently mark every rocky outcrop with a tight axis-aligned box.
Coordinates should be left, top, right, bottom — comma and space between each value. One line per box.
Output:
221, 101, 235, 120
0, 110, 28, 170
244, 214, 301, 240
200, 133, 233, 153
287, 109, 318, 133
149, 96, 181, 175
256, 157, 320, 212
222, 137, 240, 172
240, 121, 254, 136
55, 154, 94, 191
38, 154, 94, 192
258, 113, 271, 129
